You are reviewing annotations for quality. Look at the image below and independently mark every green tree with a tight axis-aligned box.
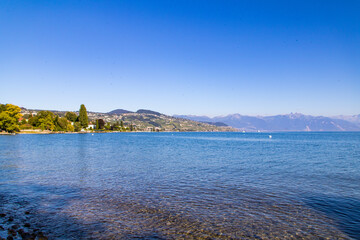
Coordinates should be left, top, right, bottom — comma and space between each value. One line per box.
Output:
0, 104, 22, 133
105, 122, 111, 130
0, 104, 6, 113
97, 119, 105, 129
38, 114, 55, 131
22, 114, 31, 119
73, 122, 81, 132
0, 112, 20, 132
54, 116, 69, 131
5, 104, 22, 120
67, 123, 74, 132
28, 115, 36, 126
79, 104, 88, 128
65, 112, 77, 122
30, 111, 55, 130
112, 121, 121, 131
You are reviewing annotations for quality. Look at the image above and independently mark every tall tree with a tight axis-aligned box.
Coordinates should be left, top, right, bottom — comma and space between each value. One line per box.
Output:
97, 119, 105, 129
79, 104, 88, 128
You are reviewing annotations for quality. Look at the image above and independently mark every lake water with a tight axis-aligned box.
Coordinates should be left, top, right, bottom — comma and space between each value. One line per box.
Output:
0, 132, 359, 239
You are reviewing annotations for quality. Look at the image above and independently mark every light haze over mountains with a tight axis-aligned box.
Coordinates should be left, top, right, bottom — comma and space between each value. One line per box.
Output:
108, 108, 360, 131
174, 113, 360, 131
20, 105, 360, 131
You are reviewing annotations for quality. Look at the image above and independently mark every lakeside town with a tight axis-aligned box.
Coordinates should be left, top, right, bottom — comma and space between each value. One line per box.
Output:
0, 103, 235, 134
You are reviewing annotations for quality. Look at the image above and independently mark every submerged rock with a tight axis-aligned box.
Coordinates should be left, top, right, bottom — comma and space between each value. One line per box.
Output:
7, 228, 17, 236
10, 225, 19, 230
19, 232, 32, 239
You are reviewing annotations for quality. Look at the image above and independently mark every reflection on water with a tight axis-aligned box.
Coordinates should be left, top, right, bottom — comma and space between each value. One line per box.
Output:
77, 134, 90, 183
0, 132, 359, 239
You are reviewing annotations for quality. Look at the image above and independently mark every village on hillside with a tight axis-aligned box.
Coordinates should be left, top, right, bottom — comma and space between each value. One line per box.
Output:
0, 103, 235, 134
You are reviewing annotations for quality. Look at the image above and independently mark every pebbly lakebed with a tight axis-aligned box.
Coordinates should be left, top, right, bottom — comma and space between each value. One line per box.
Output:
1, 132, 359, 239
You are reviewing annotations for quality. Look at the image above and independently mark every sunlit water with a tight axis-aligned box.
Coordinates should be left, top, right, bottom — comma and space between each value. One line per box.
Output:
0, 132, 359, 239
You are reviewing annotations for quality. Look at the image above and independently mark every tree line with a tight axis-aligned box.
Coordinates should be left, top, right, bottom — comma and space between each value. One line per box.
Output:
0, 103, 135, 133
0, 103, 89, 133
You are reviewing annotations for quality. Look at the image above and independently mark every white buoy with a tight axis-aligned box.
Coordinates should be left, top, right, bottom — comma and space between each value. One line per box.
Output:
269, 135, 272, 139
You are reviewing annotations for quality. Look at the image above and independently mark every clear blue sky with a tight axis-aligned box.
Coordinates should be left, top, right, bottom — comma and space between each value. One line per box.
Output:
0, 0, 359, 116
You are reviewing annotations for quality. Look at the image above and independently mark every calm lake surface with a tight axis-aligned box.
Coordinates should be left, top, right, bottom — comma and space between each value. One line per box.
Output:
0, 132, 359, 239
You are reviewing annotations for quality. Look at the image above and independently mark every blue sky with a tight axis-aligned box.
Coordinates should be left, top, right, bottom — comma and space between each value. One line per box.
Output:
0, 0, 359, 116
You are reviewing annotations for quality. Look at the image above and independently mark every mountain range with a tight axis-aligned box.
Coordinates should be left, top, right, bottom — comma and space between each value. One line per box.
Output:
21, 105, 360, 132
174, 113, 360, 131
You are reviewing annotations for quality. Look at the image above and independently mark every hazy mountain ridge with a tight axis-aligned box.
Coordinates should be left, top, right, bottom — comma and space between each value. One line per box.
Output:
332, 114, 360, 126
174, 113, 360, 131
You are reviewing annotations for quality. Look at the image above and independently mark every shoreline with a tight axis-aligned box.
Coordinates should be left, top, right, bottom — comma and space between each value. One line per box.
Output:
1, 129, 238, 135
1, 130, 359, 135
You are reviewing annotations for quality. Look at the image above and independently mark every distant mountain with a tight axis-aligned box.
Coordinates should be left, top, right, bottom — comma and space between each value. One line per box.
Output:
203, 122, 228, 127
21, 105, 359, 132
136, 109, 162, 116
108, 109, 133, 114
332, 114, 360, 127
174, 113, 360, 131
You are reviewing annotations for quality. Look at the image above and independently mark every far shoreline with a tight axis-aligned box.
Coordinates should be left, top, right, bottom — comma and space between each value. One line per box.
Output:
1, 130, 238, 135
1, 130, 359, 135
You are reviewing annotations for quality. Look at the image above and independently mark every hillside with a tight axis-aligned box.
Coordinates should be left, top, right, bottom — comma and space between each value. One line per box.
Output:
175, 113, 360, 131
20, 108, 236, 132
119, 112, 234, 132
21, 106, 360, 132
